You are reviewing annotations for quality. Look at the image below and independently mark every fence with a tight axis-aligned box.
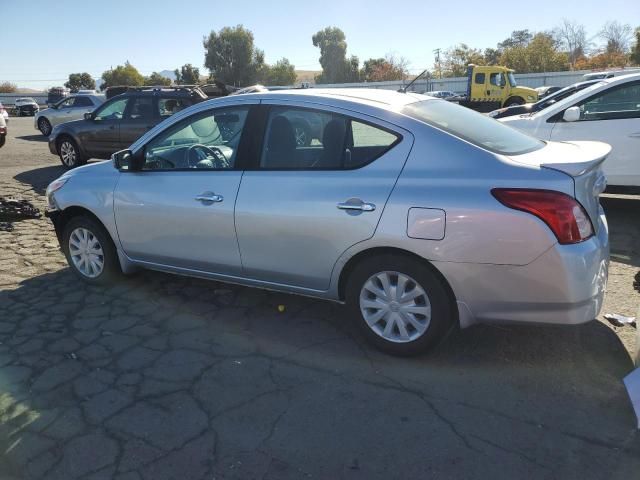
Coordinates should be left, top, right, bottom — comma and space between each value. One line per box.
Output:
0, 94, 49, 107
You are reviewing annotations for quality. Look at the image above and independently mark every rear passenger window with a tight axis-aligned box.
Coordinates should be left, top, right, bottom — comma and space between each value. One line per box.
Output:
159, 98, 191, 118
73, 96, 93, 107
260, 107, 400, 170
126, 97, 155, 120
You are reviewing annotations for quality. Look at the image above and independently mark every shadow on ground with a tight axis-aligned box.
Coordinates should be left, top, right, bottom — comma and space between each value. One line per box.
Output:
15, 135, 48, 143
14, 166, 67, 195
1, 267, 639, 479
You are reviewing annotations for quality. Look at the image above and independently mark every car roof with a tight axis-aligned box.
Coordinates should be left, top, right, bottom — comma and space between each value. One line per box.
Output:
243, 88, 426, 109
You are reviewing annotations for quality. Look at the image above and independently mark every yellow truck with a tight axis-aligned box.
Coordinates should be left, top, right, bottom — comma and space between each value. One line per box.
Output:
456, 65, 538, 112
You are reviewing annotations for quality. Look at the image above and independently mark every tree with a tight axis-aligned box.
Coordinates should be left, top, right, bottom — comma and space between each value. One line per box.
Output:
0, 81, 17, 93
100, 62, 145, 90
362, 55, 408, 82
312, 27, 360, 84
498, 30, 533, 50
483, 48, 501, 65
600, 21, 633, 54
144, 72, 172, 86
64, 72, 96, 92
500, 33, 569, 73
261, 58, 296, 86
554, 19, 588, 68
631, 27, 640, 65
174, 64, 200, 85
441, 44, 485, 77
203, 25, 265, 86
575, 51, 629, 70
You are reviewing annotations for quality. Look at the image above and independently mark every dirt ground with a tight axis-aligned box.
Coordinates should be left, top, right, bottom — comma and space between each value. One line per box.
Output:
1, 117, 639, 479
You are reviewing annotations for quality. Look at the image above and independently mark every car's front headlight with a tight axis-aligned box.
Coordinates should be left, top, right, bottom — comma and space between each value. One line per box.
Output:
45, 177, 68, 210
527, 96, 534, 101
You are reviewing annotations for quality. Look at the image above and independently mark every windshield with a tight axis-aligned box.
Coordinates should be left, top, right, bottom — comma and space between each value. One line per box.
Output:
403, 99, 544, 155
507, 72, 517, 87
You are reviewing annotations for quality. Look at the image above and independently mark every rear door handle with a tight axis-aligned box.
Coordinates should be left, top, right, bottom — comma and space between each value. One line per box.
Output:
195, 192, 223, 203
337, 200, 376, 212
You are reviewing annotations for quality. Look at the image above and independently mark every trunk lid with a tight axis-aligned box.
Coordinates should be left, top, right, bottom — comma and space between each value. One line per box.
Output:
508, 140, 611, 231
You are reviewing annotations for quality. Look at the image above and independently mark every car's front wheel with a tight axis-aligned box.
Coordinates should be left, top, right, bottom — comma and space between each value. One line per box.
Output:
58, 137, 86, 168
346, 254, 455, 356
62, 216, 120, 284
38, 117, 52, 136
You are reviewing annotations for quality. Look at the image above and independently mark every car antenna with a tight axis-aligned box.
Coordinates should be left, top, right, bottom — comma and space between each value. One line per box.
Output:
399, 69, 428, 93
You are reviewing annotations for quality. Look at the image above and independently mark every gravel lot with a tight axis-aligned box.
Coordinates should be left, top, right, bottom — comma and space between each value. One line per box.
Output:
1, 117, 639, 479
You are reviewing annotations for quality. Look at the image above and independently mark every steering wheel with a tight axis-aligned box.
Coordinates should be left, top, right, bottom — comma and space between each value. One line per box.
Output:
185, 144, 229, 169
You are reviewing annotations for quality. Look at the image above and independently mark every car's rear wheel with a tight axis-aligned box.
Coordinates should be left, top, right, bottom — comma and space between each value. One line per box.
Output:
58, 138, 86, 168
38, 117, 52, 136
346, 254, 455, 356
62, 216, 120, 285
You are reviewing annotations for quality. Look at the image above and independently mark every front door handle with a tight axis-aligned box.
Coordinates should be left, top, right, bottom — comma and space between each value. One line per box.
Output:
195, 192, 223, 203
337, 200, 376, 212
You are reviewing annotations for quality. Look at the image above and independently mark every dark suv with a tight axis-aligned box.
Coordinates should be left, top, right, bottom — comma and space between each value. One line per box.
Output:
49, 86, 208, 168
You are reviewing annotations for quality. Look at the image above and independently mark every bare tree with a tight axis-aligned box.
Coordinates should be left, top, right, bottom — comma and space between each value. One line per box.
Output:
554, 19, 588, 68
599, 21, 633, 54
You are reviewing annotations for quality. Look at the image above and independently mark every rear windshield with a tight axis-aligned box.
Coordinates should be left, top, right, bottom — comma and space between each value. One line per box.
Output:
402, 99, 544, 155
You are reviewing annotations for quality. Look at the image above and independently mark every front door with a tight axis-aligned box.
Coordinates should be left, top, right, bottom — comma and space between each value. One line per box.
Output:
114, 104, 252, 275
82, 96, 128, 158
234, 104, 413, 291
119, 96, 158, 148
550, 80, 640, 186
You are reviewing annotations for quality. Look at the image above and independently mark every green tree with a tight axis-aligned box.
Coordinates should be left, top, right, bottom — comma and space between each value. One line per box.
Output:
0, 81, 17, 93
100, 62, 145, 90
630, 27, 640, 65
261, 58, 297, 86
500, 33, 569, 73
312, 27, 360, 83
174, 64, 201, 85
441, 44, 485, 77
64, 72, 96, 92
483, 48, 501, 65
144, 72, 172, 86
362, 55, 408, 82
498, 30, 533, 50
203, 25, 265, 86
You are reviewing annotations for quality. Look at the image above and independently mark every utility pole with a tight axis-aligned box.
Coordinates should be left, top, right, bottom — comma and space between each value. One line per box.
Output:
433, 48, 442, 79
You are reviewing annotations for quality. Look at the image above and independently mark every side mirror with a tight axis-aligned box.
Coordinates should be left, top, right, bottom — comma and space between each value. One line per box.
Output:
112, 149, 133, 170
84, 112, 94, 121
563, 106, 580, 122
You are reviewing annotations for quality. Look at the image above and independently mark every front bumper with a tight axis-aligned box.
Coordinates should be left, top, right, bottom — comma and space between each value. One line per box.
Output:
436, 208, 609, 327
48, 136, 58, 155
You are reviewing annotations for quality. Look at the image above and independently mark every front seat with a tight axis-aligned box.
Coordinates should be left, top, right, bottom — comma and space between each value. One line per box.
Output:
263, 116, 296, 168
319, 118, 347, 168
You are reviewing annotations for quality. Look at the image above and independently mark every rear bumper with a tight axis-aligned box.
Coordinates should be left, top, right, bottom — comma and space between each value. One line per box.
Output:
437, 209, 609, 328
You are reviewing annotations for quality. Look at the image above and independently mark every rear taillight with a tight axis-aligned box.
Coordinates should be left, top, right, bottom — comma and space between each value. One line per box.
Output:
491, 188, 593, 244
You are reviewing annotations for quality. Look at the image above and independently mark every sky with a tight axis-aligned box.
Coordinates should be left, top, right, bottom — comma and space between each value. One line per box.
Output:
1, 0, 638, 90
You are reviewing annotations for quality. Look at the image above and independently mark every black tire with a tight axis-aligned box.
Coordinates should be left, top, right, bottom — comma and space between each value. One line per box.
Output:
504, 97, 525, 107
58, 137, 86, 169
346, 254, 455, 356
38, 117, 52, 136
62, 215, 121, 285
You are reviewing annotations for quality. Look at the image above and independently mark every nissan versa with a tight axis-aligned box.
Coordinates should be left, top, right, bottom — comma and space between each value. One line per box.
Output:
45, 89, 610, 355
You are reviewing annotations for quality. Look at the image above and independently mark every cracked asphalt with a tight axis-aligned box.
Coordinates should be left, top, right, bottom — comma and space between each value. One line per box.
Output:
1, 117, 640, 479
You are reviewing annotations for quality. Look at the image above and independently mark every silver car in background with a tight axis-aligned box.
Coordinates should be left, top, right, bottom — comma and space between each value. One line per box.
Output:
45, 89, 610, 355
35, 93, 105, 136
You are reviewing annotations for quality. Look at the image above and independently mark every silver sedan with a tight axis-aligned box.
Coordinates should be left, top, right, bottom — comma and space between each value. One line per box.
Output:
35, 94, 105, 136
45, 89, 610, 355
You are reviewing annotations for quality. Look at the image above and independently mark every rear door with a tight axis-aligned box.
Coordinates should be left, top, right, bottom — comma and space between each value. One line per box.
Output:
70, 95, 96, 121
234, 103, 413, 291
550, 80, 640, 186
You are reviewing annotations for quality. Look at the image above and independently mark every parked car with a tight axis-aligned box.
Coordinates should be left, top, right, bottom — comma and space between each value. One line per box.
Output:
500, 73, 640, 187
0, 113, 6, 148
45, 88, 610, 356
35, 94, 105, 136
48, 86, 207, 167
535, 86, 561, 99
14, 98, 39, 116
0, 102, 9, 123
582, 69, 640, 81
424, 90, 457, 99
47, 87, 70, 106
488, 80, 601, 119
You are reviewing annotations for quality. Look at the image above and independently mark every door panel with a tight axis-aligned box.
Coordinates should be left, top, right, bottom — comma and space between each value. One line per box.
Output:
114, 171, 243, 273
82, 97, 129, 157
120, 97, 158, 148
235, 105, 413, 290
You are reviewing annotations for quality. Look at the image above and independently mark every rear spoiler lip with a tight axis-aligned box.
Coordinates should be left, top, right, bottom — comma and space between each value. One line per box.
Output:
539, 141, 611, 177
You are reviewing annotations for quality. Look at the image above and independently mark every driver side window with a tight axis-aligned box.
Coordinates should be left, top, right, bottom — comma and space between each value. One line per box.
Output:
94, 98, 128, 121
142, 106, 249, 171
